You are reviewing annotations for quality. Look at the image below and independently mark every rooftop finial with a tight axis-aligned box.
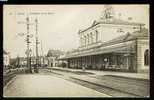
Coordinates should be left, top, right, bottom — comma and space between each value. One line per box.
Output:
100, 5, 115, 21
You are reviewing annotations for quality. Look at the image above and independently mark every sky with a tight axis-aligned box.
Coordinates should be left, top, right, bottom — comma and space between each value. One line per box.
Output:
3, 4, 149, 58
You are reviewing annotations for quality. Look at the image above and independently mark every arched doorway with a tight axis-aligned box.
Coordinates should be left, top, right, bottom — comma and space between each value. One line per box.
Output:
51, 63, 53, 67
144, 49, 149, 66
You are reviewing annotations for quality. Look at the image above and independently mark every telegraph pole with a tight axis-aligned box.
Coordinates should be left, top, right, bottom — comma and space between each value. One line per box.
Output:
35, 18, 39, 73
26, 17, 32, 73
17, 16, 34, 73
18, 16, 33, 73
41, 40, 44, 67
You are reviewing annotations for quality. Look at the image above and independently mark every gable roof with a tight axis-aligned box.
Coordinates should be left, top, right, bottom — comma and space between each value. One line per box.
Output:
100, 28, 149, 47
79, 18, 145, 33
47, 49, 64, 57
98, 18, 145, 26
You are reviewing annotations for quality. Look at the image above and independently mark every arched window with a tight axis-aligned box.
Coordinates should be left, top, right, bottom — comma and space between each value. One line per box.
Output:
144, 49, 149, 66
95, 30, 98, 42
87, 34, 90, 44
80, 37, 83, 47
84, 36, 86, 46
90, 32, 93, 43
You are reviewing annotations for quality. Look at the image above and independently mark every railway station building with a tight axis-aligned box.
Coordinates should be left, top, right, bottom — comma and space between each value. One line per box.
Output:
59, 6, 149, 73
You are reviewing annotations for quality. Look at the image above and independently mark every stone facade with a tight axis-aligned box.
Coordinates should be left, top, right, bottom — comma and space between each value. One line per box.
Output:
136, 38, 149, 73
79, 22, 143, 49
59, 6, 149, 73
47, 56, 58, 67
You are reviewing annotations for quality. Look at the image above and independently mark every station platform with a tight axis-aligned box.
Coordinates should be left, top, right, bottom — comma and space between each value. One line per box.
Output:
48, 67, 150, 80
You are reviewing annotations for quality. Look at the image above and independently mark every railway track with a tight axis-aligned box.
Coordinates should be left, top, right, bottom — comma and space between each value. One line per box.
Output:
41, 68, 149, 97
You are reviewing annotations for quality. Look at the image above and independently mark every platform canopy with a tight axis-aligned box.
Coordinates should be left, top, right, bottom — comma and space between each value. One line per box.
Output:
59, 41, 135, 60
